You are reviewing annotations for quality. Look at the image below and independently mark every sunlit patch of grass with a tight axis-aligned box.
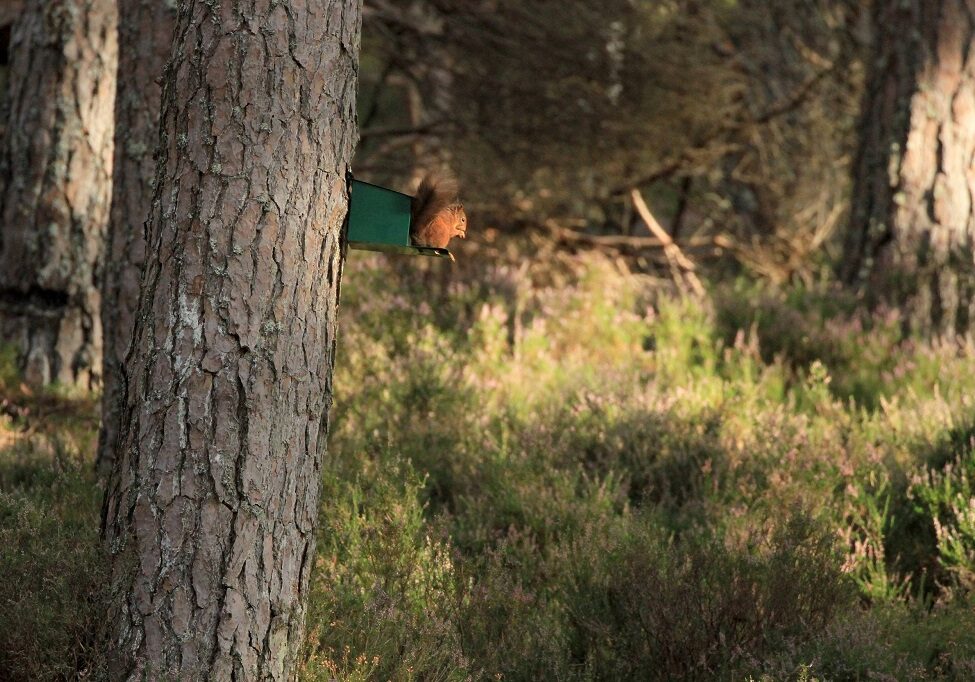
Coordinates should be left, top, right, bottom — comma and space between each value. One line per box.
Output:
0, 345, 100, 459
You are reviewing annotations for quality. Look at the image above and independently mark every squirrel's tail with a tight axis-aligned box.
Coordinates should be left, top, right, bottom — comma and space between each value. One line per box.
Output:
411, 173, 460, 232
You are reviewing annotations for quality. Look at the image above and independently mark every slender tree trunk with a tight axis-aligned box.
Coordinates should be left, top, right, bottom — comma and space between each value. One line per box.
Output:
97, 0, 176, 477
843, 0, 975, 335
101, 1, 361, 679
0, 0, 116, 387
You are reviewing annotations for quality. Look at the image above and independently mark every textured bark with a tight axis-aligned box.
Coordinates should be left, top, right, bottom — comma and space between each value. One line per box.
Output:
97, 0, 177, 477
843, 0, 975, 335
101, 1, 361, 679
0, 0, 116, 387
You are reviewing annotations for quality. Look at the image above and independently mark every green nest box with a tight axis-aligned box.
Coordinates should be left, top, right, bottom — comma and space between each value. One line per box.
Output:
347, 179, 452, 259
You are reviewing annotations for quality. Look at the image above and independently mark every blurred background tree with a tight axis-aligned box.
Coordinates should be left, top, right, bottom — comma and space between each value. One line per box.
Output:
844, 0, 975, 336
96, 0, 175, 475
356, 0, 867, 284
5, 0, 975, 378
0, 0, 116, 388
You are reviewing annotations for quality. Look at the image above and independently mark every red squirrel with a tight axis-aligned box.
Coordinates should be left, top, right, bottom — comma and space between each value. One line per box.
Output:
410, 174, 468, 249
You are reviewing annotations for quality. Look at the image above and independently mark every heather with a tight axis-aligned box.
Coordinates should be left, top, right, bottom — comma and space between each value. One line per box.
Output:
3, 253, 975, 679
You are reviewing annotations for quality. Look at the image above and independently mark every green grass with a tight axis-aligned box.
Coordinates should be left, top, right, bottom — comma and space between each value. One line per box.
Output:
3, 252, 975, 679
0, 421, 106, 680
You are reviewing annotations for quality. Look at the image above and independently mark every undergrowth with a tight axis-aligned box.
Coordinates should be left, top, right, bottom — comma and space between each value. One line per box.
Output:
3, 253, 975, 679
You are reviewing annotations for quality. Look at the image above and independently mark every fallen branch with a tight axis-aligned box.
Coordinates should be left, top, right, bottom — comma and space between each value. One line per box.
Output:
545, 220, 716, 250
630, 189, 705, 297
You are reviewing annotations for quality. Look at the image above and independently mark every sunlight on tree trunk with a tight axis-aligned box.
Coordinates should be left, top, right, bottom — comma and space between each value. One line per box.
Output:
844, 0, 975, 335
100, 1, 362, 678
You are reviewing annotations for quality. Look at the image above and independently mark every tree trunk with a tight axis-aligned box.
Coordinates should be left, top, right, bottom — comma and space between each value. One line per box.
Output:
363, 1, 454, 180
843, 0, 975, 335
97, 0, 176, 477
0, 3, 25, 142
0, 2, 23, 27
0, 0, 116, 387
100, 1, 361, 679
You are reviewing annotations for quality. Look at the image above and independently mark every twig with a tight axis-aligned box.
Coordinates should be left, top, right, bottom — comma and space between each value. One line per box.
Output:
630, 189, 705, 297
359, 122, 444, 141
612, 65, 836, 195
547, 220, 715, 250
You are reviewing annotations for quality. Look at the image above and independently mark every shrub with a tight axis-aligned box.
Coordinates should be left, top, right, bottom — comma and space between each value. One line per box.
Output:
4, 255, 975, 679
564, 512, 853, 680
0, 455, 107, 681
302, 464, 470, 681
910, 443, 975, 598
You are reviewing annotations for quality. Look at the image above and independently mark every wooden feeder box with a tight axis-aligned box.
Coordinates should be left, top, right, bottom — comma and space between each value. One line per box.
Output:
346, 179, 453, 259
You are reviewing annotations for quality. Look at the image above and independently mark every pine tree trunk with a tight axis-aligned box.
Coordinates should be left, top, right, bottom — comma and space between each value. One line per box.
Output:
843, 0, 975, 335
97, 0, 176, 477
101, 1, 361, 679
0, 0, 116, 387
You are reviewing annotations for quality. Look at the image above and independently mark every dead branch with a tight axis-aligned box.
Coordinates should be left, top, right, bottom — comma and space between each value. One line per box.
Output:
547, 220, 716, 251
612, 65, 837, 195
630, 189, 706, 297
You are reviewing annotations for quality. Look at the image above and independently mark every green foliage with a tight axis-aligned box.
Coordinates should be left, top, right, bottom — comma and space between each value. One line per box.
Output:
302, 253, 975, 679
910, 443, 975, 596
0, 453, 107, 681
754, 603, 975, 680
5, 254, 975, 679
563, 512, 853, 679
303, 465, 469, 681
0, 345, 20, 388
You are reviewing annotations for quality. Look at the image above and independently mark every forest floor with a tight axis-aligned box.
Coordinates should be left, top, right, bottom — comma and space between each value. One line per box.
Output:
2, 249, 975, 680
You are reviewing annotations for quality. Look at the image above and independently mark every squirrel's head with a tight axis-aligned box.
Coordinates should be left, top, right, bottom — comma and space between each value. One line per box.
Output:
450, 204, 467, 238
